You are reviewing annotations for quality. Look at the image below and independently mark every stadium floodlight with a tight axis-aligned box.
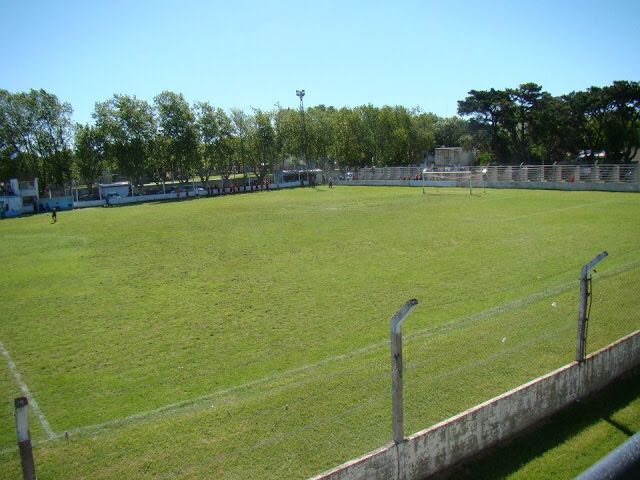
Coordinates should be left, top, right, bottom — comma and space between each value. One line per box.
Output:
296, 89, 308, 177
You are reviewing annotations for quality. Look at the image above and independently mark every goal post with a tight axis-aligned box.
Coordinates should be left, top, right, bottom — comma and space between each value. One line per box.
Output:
421, 170, 484, 195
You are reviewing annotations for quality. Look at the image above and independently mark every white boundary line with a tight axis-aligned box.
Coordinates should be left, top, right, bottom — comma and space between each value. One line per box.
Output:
0, 340, 55, 439
1, 258, 638, 455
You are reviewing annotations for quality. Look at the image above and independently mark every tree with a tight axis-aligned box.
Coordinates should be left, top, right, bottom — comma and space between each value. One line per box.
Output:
195, 102, 234, 185
525, 93, 575, 164
274, 107, 303, 168
73, 123, 107, 194
434, 116, 469, 149
357, 104, 380, 166
230, 108, 252, 178
154, 91, 199, 183
93, 94, 156, 191
329, 107, 367, 168
0, 89, 74, 191
507, 83, 543, 163
588, 81, 640, 163
305, 105, 335, 169
458, 88, 513, 163
411, 111, 438, 162
248, 108, 276, 179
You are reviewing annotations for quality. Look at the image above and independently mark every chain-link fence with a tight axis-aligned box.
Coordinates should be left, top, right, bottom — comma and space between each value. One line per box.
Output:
402, 253, 640, 439
584, 260, 640, 355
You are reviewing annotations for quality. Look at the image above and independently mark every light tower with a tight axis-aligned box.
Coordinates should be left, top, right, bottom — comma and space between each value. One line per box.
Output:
296, 89, 308, 177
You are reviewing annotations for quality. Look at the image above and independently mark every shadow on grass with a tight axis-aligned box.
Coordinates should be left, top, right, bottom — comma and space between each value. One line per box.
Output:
443, 369, 640, 480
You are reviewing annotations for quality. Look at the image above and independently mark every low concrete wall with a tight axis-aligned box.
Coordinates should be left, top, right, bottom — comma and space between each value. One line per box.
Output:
310, 330, 640, 480
482, 180, 640, 193
335, 179, 640, 192
73, 185, 288, 210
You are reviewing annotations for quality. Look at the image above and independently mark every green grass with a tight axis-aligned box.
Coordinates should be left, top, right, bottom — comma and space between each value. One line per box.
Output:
0, 186, 638, 479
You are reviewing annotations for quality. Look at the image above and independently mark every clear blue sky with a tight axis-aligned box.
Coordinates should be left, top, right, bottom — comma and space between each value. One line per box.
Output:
1, 0, 639, 125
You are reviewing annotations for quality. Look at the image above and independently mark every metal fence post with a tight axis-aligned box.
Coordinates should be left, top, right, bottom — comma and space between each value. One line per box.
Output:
15, 397, 36, 480
390, 299, 419, 444
576, 251, 608, 362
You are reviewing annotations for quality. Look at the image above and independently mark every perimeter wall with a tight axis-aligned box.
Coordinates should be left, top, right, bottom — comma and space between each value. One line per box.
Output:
334, 179, 640, 192
331, 163, 640, 192
309, 330, 640, 480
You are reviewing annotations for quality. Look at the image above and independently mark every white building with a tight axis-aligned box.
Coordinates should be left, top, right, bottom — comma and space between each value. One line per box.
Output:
0, 178, 39, 218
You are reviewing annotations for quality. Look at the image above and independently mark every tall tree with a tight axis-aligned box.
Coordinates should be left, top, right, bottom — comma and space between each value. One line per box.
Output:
73, 123, 107, 194
507, 83, 543, 163
434, 116, 469, 149
329, 107, 366, 168
411, 111, 439, 163
357, 104, 380, 166
93, 94, 156, 190
154, 91, 199, 182
458, 88, 515, 163
195, 102, 234, 184
274, 107, 302, 168
0, 89, 73, 191
249, 108, 276, 179
305, 105, 335, 169
230, 108, 252, 177
589, 81, 640, 163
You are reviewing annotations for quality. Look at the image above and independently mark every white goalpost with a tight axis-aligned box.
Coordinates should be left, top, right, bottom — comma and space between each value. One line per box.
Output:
421, 169, 484, 195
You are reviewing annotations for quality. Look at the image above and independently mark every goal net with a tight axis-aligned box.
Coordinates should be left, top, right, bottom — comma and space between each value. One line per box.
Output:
421, 170, 484, 195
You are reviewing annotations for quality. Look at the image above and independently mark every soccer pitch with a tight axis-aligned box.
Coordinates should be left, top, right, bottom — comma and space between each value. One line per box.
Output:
1, 186, 639, 479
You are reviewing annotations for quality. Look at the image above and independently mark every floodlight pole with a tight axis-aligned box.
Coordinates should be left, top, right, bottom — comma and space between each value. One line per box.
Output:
296, 89, 308, 180
576, 251, 608, 362
390, 298, 419, 444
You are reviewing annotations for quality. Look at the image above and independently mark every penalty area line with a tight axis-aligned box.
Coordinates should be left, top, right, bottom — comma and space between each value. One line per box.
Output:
0, 340, 55, 439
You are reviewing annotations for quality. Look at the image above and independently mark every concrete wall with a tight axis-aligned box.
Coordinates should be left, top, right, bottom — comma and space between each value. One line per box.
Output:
335, 179, 640, 192
309, 330, 640, 480
72, 184, 290, 209
0, 195, 23, 217
39, 196, 74, 211
481, 180, 640, 193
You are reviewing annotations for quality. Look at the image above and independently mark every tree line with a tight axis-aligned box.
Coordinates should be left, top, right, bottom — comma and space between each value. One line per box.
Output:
1, 81, 638, 193
458, 81, 640, 165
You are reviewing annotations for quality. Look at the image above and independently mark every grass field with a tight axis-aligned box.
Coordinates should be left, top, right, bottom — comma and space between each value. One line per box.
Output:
1, 186, 639, 479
